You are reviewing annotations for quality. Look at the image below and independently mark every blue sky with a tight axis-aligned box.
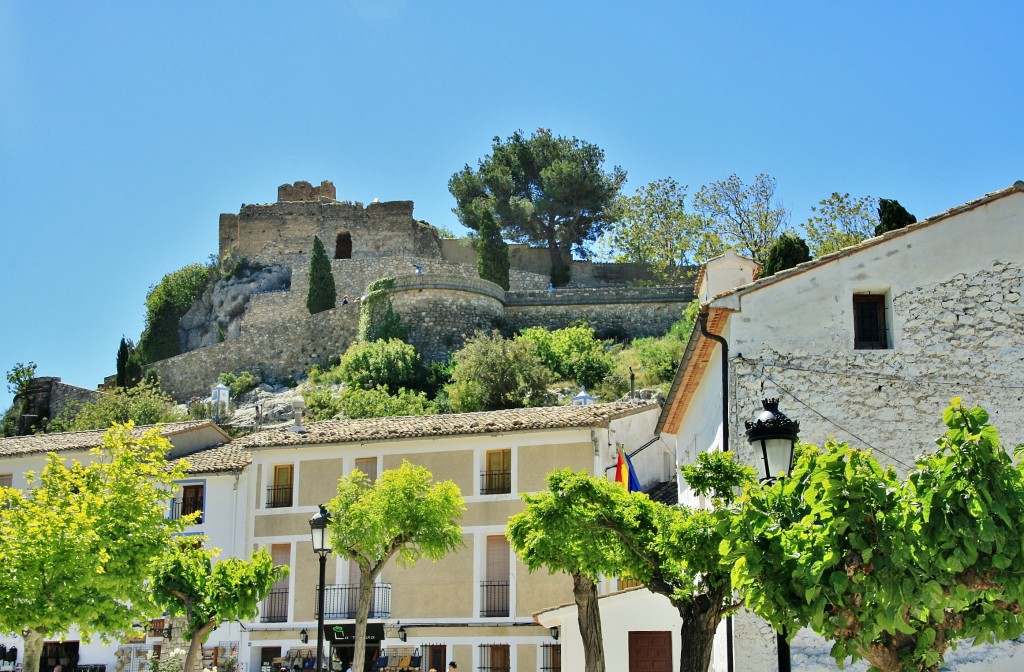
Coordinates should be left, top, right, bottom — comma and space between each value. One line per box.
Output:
2, 1, 1022, 410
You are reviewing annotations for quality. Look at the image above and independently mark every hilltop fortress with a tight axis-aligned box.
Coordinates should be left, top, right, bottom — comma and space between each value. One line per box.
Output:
152, 180, 696, 399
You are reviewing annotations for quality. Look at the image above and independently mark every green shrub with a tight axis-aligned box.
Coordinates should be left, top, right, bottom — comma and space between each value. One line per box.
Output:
445, 332, 554, 412
358, 278, 409, 342
49, 382, 186, 431
338, 385, 435, 419
306, 235, 337, 314
303, 387, 345, 421
519, 324, 614, 390
307, 364, 347, 387
338, 339, 423, 394
218, 371, 260, 398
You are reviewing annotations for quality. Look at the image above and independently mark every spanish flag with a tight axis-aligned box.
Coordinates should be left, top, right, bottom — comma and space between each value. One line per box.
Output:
615, 449, 642, 493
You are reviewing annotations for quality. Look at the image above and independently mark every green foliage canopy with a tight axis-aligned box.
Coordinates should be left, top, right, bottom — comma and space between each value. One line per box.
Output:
152, 541, 286, 672
50, 382, 186, 431
449, 128, 626, 286
723, 400, 1024, 672
445, 331, 553, 412
306, 235, 338, 314
139, 264, 212, 363
761, 232, 812, 276
519, 324, 613, 390
692, 173, 790, 265
876, 198, 917, 236
327, 461, 464, 672
338, 339, 423, 395
0, 424, 187, 672
802, 192, 878, 257
610, 177, 719, 283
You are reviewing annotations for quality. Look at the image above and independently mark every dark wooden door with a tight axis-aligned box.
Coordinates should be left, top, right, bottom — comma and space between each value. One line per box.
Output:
628, 631, 672, 672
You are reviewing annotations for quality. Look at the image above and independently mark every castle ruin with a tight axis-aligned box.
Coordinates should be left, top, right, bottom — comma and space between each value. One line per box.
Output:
152, 181, 696, 399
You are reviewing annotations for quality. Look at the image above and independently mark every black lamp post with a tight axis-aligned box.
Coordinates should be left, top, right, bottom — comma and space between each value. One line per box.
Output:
309, 505, 333, 672
745, 398, 800, 672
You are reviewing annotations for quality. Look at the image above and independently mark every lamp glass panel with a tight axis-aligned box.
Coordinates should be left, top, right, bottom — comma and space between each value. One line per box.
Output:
763, 438, 794, 479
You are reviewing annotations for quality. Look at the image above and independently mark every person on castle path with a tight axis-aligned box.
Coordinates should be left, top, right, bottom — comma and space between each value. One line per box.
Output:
447, 663, 457, 671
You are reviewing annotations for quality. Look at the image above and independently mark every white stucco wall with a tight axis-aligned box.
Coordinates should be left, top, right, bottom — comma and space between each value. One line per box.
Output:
671, 188, 1024, 671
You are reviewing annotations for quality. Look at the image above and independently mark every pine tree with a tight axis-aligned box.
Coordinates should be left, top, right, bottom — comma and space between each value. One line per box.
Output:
306, 235, 337, 314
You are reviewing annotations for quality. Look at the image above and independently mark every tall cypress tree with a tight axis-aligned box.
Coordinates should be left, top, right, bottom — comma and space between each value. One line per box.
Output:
116, 337, 131, 388
875, 198, 917, 236
477, 212, 510, 290
762, 232, 812, 276
306, 235, 337, 314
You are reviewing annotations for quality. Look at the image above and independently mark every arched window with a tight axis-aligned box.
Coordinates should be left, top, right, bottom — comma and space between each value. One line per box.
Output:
335, 232, 352, 259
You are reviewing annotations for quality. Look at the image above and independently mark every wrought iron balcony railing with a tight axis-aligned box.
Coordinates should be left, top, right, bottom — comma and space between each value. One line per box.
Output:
315, 583, 392, 619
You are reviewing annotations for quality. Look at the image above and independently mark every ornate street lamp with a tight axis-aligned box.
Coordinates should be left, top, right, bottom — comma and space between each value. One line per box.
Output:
745, 398, 800, 672
745, 398, 800, 484
309, 505, 333, 672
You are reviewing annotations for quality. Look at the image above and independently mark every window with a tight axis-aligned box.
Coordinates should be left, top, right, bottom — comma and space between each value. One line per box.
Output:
853, 294, 889, 349
335, 232, 352, 259
267, 464, 294, 508
171, 483, 205, 524
262, 544, 290, 622
540, 644, 561, 672
481, 535, 510, 617
0, 474, 11, 488
478, 644, 510, 672
355, 457, 378, 483
481, 449, 511, 495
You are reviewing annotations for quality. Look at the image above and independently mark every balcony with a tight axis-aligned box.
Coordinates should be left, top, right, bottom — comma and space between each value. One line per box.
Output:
266, 484, 294, 508
315, 583, 392, 619
480, 469, 511, 495
261, 588, 289, 622
479, 580, 509, 617
169, 495, 204, 523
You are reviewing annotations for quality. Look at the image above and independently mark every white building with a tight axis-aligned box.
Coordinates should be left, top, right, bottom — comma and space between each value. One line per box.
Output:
652, 181, 1024, 671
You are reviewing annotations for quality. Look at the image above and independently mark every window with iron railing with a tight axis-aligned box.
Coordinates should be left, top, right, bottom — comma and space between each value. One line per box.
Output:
260, 588, 289, 623
540, 644, 561, 672
170, 484, 204, 523
267, 465, 294, 508
479, 581, 509, 617
315, 583, 392, 619
477, 644, 510, 672
481, 449, 512, 495
853, 293, 889, 350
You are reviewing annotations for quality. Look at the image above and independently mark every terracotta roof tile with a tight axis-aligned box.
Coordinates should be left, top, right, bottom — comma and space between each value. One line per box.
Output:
174, 443, 252, 474
236, 401, 660, 450
0, 421, 221, 458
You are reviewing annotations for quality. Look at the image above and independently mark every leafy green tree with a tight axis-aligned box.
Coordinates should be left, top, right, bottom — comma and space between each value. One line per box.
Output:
358, 279, 408, 342
476, 211, 510, 290
507, 470, 622, 672
218, 371, 259, 398
327, 461, 464, 672
139, 264, 213, 363
445, 331, 553, 412
152, 541, 286, 672
761, 232, 812, 275
307, 235, 338, 314
802, 192, 878, 257
724, 400, 1024, 672
692, 174, 790, 265
49, 382, 186, 431
449, 128, 626, 286
519, 324, 614, 390
876, 198, 917, 236
0, 424, 188, 672
338, 339, 424, 395
610, 178, 719, 283
2, 361, 38, 436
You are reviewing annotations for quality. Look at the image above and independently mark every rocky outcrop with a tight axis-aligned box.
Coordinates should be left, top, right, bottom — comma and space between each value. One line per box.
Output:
179, 265, 291, 352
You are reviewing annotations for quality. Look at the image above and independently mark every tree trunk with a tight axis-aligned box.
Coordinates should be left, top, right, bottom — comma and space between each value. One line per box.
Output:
572, 573, 606, 672
676, 599, 723, 672
185, 621, 217, 672
23, 628, 46, 672
546, 231, 569, 287
352, 570, 377, 672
